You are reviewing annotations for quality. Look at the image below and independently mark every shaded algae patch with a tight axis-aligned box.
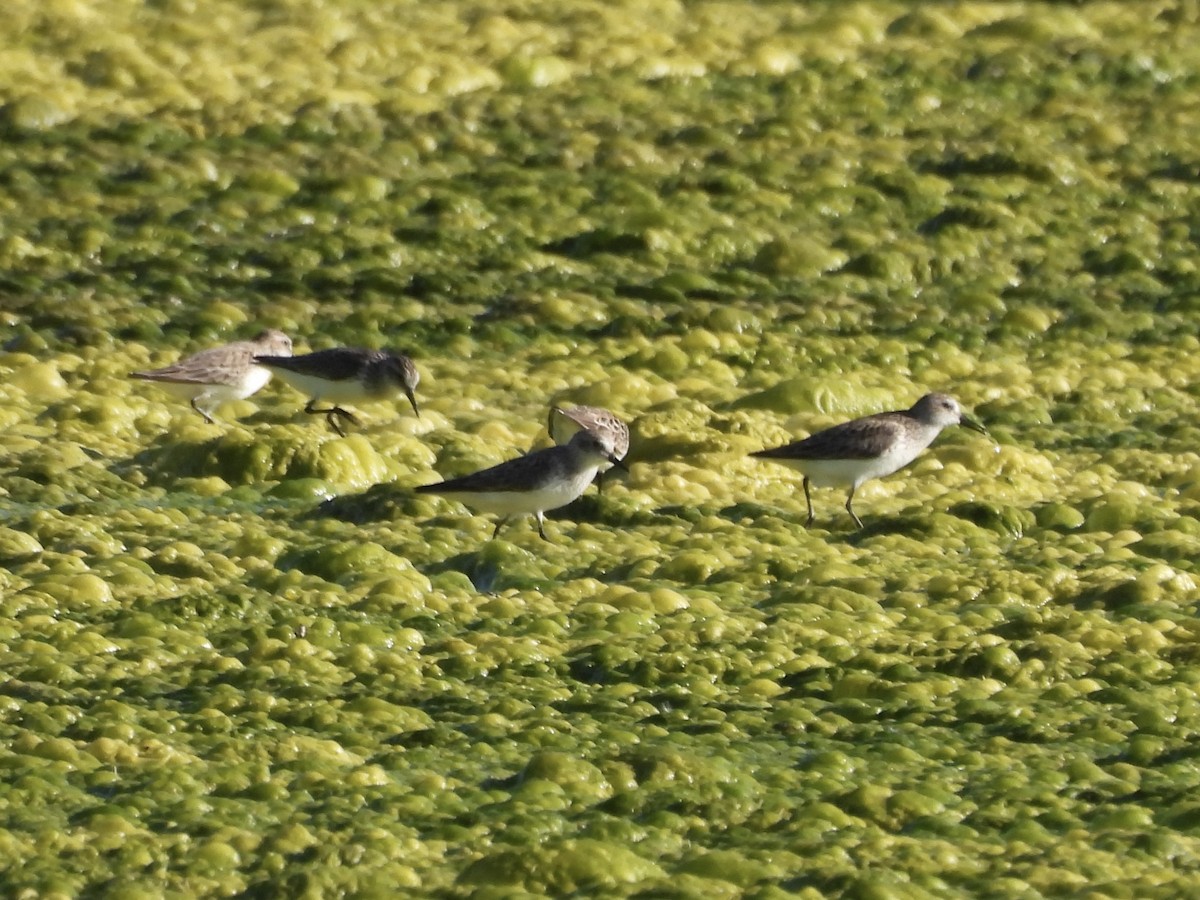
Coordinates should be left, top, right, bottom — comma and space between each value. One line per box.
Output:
6, 0, 1200, 896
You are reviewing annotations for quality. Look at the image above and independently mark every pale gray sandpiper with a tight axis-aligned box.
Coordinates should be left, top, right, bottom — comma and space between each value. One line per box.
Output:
415, 429, 627, 540
547, 404, 630, 494
130, 329, 293, 424
752, 392, 988, 529
253, 347, 420, 437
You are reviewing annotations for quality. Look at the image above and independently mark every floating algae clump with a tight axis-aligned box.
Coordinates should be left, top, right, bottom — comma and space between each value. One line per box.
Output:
3, 0, 1200, 897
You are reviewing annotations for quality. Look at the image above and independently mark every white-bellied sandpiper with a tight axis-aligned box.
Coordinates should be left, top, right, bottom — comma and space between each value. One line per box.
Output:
752, 392, 988, 529
254, 347, 420, 436
416, 429, 627, 540
130, 328, 293, 424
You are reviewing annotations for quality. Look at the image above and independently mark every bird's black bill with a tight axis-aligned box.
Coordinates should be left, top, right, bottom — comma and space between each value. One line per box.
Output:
961, 414, 988, 435
407, 390, 420, 418
608, 454, 628, 471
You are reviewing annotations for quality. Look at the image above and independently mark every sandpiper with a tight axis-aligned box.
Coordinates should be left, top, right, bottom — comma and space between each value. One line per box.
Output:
415, 429, 627, 540
130, 329, 293, 424
547, 404, 630, 494
752, 392, 988, 529
254, 347, 420, 436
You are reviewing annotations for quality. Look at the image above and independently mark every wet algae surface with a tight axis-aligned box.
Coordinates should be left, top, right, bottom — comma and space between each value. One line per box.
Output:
5, 0, 1200, 895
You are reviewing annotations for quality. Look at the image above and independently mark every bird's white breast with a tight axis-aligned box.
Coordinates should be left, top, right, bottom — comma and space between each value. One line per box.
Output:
775, 436, 934, 488
438, 466, 599, 515
237, 365, 274, 399
273, 369, 366, 403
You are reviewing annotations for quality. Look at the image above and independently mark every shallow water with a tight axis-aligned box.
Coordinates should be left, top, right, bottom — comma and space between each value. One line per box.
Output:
5, 0, 1200, 895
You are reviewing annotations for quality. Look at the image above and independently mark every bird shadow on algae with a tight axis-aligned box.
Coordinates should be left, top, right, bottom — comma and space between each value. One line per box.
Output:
308, 486, 630, 594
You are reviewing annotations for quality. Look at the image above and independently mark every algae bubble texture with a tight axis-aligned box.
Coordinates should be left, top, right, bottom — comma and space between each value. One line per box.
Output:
5, 0, 1200, 896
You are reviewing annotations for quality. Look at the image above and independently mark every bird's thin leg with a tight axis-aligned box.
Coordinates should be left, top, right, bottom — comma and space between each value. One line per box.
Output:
803, 477, 815, 528
535, 512, 548, 541
304, 399, 359, 436
331, 408, 360, 435
492, 516, 509, 539
336, 407, 360, 426
304, 398, 343, 435
846, 485, 864, 530
191, 398, 216, 424
595, 470, 605, 495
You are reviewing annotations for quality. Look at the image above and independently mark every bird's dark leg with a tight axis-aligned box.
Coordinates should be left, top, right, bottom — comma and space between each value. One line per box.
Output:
845, 485, 864, 530
191, 398, 216, 424
803, 477, 815, 528
492, 516, 510, 539
333, 408, 360, 431
594, 471, 605, 495
304, 399, 359, 436
535, 512, 548, 541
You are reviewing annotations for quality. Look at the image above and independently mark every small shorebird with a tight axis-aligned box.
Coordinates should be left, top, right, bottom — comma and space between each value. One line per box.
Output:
254, 347, 420, 436
130, 329, 293, 424
752, 392, 988, 529
415, 429, 627, 540
547, 404, 630, 494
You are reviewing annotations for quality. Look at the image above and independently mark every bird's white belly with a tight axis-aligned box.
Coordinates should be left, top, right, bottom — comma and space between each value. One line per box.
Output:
149, 380, 206, 402
234, 366, 273, 399
778, 446, 921, 488
157, 367, 270, 397
439, 469, 598, 515
155, 378, 259, 405
275, 370, 367, 403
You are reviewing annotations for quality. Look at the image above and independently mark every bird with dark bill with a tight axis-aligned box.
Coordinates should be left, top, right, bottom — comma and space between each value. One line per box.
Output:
752, 392, 988, 529
254, 347, 420, 436
416, 429, 627, 541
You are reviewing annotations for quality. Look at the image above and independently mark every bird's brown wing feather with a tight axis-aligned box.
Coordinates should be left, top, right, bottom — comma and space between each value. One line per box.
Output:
131, 342, 255, 384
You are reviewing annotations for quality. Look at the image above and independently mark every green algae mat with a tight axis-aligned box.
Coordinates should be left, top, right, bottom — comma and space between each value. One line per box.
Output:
5, 0, 1200, 895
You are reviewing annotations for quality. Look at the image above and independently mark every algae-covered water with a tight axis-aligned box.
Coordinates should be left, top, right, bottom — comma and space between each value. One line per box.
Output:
5, 0, 1200, 895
